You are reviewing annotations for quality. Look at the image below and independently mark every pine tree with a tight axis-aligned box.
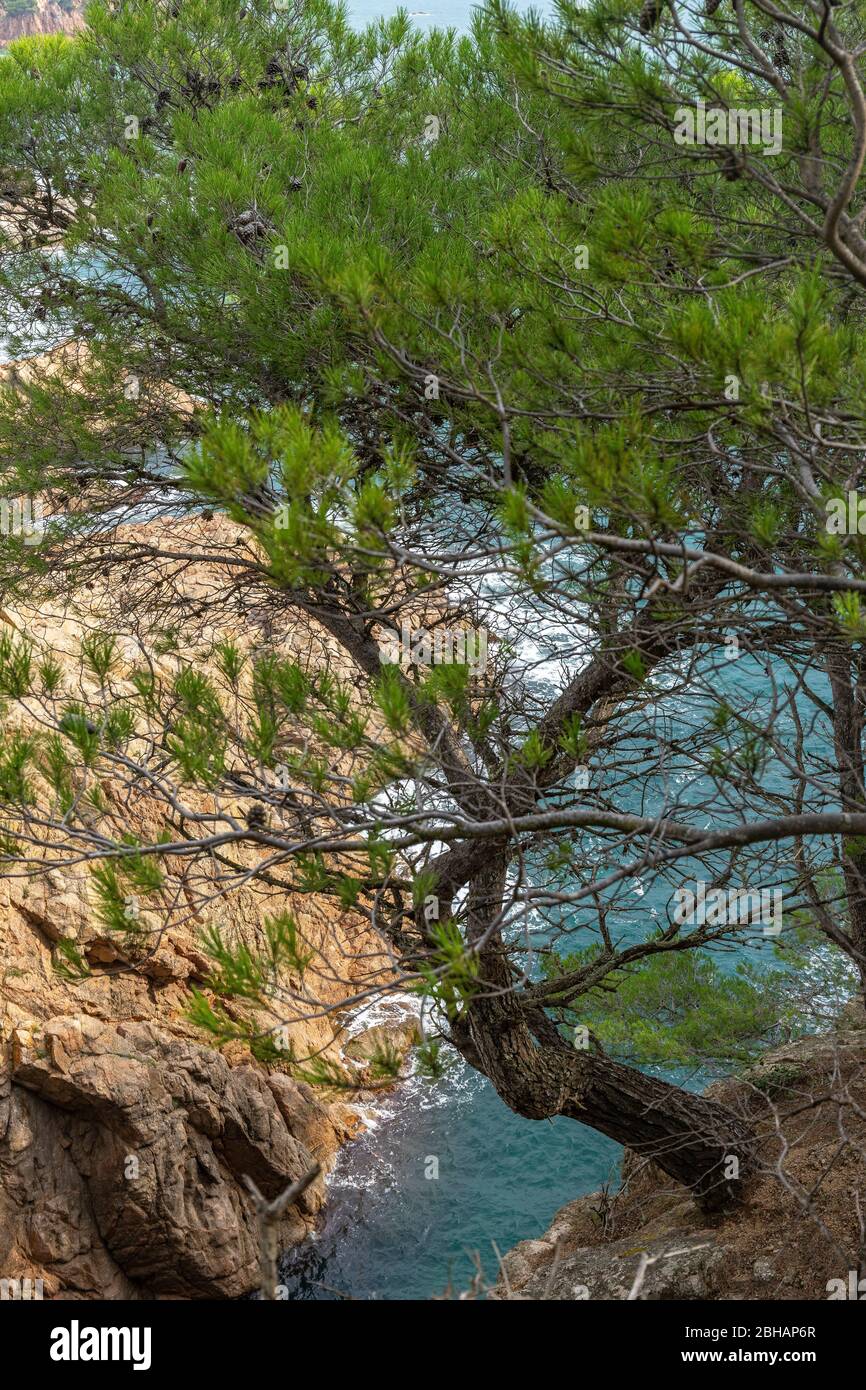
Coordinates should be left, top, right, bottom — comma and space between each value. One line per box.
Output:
2, 0, 866, 1210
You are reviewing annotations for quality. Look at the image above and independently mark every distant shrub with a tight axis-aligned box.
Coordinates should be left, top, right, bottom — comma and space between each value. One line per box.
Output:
750, 1065, 805, 1097
1, 1, 38, 17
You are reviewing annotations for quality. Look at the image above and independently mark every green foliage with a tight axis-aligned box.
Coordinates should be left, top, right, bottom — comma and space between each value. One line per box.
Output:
188, 911, 318, 1062
558, 713, 587, 760
58, 707, 100, 766
167, 667, 227, 785
214, 640, 244, 686
186, 988, 255, 1048
749, 1063, 805, 1096
374, 663, 412, 734
38, 654, 63, 696
546, 930, 852, 1069
0, 633, 33, 698
832, 591, 866, 640
262, 911, 316, 976
621, 649, 646, 683
81, 632, 117, 685
90, 864, 136, 934
0, 731, 35, 804
414, 918, 479, 1018
52, 936, 90, 981
514, 727, 553, 771
365, 1040, 403, 1080
417, 662, 472, 718
415, 1037, 447, 1081
91, 843, 164, 936
499, 486, 532, 536
40, 734, 73, 814
294, 1056, 359, 1090
104, 704, 136, 749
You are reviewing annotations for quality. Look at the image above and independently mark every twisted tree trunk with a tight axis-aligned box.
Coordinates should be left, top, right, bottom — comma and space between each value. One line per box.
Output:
452, 1000, 755, 1211
449, 862, 755, 1212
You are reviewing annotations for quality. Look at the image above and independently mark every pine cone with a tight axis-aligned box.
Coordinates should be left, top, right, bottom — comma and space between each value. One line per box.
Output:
229, 208, 271, 246
639, 0, 663, 32
246, 803, 269, 830
705, 0, 722, 14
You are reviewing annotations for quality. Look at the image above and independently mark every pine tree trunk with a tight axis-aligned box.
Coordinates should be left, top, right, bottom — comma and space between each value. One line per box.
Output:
450, 863, 755, 1211
452, 1004, 753, 1210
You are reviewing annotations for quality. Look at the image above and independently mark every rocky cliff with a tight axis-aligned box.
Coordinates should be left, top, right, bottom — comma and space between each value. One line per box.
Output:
495, 1008, 866, 1301
0, 518, 412, 1299
0, 0, 84, 45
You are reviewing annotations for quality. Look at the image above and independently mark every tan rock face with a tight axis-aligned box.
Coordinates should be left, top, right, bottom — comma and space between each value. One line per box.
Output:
7, 1017, 332, 1299
0, 533, 403, 1299
0, 894, 375, 1299
0, 339, 200, 422
342, 1016, 422, 1087
0, 1, 84, 45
